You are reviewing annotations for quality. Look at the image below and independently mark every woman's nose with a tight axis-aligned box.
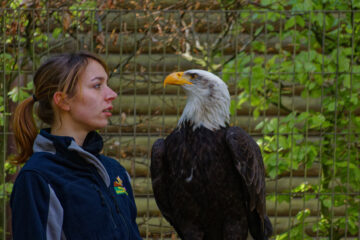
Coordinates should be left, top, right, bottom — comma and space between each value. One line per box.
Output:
105, 86, 118, 101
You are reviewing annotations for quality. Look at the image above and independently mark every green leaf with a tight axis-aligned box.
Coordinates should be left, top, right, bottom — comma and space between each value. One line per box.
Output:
252, 41, 266, 52
260, 0, 273, 6
295, 15, 305, 28
276, 232, 289, 240
8, 87, 19, 102
322, 198, 332, 209
237, 92, 248, 108
296, 208, 311, 222
327, 102, 336, 111
255, 119, 266, 131
52, 27, 62, 39
229, 99, 236, 116
254, 26, 264, 36
251, 66, 265, 89
268, 167, 277, 179
253, 108, 260, 119
277, 194, 291, 203
278, 136, 288, 150
355, 1, 360, 8
296, 112, 309, 123
309, 113, 326, 129
267, 118, 278, 133
292, 182, 312, 193
350, 95, 358, 105
342, 74, 351, 89
285, 16, 295, 30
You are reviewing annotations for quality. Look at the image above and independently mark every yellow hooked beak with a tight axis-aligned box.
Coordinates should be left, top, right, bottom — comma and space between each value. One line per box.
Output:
163, 72, 193, 88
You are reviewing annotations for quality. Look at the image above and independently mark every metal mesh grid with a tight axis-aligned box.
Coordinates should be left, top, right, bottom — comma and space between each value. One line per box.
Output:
0, 8, 359, 240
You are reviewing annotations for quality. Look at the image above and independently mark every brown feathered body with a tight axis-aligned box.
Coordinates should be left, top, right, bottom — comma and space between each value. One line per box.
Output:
151, 121, 272, 240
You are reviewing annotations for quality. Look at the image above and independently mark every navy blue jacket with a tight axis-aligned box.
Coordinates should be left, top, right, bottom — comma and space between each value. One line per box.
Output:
11, 129, 142, 240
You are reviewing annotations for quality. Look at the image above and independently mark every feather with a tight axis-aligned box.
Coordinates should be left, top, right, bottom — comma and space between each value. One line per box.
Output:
151, 70, 272, 240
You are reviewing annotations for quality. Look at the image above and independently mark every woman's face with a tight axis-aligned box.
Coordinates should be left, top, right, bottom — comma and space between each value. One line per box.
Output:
66, 59, 117, 132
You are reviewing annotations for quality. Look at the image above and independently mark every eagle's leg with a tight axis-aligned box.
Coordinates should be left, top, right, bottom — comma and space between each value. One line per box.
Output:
223, 217, 248, 240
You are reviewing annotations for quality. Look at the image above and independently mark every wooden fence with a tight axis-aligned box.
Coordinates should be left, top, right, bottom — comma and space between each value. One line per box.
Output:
1, 6, 359, 240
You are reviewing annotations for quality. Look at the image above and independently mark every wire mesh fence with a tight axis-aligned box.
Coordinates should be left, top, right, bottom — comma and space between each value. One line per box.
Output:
1, 8, 359, 240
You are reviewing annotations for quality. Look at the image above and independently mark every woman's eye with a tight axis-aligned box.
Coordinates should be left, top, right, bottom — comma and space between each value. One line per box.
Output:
94, 83, 101, 89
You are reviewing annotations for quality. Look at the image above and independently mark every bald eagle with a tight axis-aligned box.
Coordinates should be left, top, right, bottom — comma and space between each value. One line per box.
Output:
150, 70, 272, 240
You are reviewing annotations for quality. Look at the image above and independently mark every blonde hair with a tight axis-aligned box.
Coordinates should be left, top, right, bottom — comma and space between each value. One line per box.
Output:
12, 51, 108, 164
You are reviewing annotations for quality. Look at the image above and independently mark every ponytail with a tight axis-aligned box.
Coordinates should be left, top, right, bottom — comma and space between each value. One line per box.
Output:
12, 96, 38, 164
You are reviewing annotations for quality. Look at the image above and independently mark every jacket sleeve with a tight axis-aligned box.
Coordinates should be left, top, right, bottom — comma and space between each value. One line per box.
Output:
10, 171, 50, 240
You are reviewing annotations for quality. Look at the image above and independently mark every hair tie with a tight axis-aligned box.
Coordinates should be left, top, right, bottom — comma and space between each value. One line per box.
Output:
32, 94, 38, 102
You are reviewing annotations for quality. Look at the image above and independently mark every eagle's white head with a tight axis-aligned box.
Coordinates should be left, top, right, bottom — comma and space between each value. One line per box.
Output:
164, 69, 230, 131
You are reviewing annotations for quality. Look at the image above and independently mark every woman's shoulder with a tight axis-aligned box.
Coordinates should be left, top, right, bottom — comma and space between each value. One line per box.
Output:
20, 152, 68, 183
22, 152, 58, 170
98, 155, 126, 170
13, 159, 51, 191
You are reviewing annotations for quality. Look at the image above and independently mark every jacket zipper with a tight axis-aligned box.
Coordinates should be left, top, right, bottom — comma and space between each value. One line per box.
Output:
91, 169, 131, 238
109, 188, 131, 234
93, 184, 117, 229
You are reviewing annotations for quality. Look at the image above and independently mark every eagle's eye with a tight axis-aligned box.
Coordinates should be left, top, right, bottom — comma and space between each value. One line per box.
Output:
189, 73, 198, 80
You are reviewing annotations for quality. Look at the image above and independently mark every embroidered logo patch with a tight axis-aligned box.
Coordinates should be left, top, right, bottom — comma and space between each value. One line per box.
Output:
114, 176, 128, 195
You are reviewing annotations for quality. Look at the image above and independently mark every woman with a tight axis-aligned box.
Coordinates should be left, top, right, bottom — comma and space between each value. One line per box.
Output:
11, 52, 142, 239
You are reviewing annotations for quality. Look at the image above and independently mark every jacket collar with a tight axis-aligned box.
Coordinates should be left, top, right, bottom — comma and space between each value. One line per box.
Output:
34, 129, 103, 154
33, 129, 110, 187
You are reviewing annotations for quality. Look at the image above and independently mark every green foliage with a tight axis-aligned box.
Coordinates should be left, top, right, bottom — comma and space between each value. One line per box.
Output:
0, 0, 100, 130
223, 1, 360, 239
276, 209, 312, 240
0, 162, 16, 200
8, 81, 33, 103
1, 1, 359, 238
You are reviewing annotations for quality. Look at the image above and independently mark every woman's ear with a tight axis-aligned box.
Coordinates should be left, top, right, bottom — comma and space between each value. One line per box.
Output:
53, 92, 70, 111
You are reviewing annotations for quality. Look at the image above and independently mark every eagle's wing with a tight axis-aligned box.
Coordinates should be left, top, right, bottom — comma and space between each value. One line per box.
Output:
226, 127, 272, 237
150, 139, 176, 227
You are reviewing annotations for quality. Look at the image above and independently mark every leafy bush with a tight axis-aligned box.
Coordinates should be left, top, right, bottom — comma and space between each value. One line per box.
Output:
222, 0, 360, 239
